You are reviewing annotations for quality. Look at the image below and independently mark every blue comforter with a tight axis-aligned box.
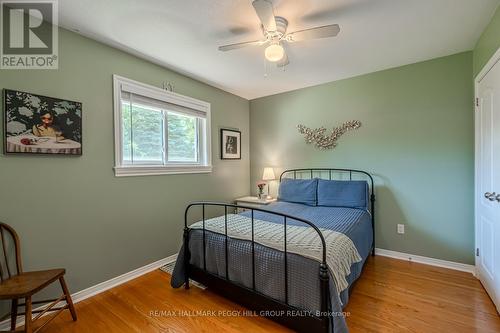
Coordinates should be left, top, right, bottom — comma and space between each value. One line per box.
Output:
242, 201, 372, 259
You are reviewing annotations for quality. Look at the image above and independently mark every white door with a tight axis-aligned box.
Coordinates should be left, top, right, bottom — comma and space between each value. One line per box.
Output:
476, 51, 500, 313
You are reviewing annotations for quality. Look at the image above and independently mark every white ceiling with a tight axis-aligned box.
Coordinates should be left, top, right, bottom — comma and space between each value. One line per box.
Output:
58, 0, 499, 100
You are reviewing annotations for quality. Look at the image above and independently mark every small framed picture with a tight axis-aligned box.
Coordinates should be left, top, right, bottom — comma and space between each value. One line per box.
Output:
220, 128, 241, 160
3, 89, 82, 155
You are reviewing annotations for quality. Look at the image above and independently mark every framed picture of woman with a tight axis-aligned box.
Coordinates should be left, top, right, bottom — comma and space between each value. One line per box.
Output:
220, 128, 241, 160
3, 89, 82, 155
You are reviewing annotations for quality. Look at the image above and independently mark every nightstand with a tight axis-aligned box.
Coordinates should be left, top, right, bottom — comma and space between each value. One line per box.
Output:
235, 196, 277, 213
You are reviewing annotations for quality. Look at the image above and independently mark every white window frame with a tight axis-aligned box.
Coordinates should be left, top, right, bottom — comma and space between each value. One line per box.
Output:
113, 75, 212, 177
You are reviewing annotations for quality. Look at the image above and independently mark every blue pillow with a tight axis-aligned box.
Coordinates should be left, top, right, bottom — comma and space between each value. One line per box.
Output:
317, 179, 368, 209
278, 178, 318, 206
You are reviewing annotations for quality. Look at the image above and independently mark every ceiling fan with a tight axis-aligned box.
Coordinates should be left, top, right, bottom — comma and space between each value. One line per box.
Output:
218, 0, 340, 67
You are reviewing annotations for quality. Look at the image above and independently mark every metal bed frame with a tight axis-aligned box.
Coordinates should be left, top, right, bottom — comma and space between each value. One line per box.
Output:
182, 168, 375, 333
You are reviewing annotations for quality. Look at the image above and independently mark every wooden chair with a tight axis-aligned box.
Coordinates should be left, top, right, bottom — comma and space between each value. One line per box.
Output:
0, 222, 76, 332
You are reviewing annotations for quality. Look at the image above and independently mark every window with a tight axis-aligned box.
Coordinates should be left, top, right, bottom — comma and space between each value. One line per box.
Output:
113, 75, 211, 176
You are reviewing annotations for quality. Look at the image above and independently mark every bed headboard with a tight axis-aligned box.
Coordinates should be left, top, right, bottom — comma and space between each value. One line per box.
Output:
280, 168, 374, 194
279, 168, 376, 255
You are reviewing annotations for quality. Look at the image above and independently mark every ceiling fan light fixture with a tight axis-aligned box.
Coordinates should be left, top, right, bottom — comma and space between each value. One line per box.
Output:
218, 0, 341, 69
264, 43, 284, 62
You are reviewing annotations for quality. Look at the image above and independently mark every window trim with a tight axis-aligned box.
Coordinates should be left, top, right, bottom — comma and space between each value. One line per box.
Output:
113, 75, 212, 177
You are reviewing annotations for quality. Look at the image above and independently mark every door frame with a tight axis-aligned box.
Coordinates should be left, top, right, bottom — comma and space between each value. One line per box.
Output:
474, 46, 500, 312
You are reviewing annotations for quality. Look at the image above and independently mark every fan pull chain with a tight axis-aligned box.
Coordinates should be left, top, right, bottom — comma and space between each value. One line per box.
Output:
264, 57, 269, 78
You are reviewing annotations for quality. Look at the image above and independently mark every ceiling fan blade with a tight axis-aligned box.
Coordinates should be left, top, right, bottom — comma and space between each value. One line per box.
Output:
252, 0, 277, 32
218, 40, 266, 52
286, 24, 340, 42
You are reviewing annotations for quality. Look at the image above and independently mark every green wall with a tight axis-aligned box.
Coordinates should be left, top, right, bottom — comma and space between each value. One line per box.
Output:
250, 52, 474, 264
473, 4, 500, 76
0, 28, 250, 294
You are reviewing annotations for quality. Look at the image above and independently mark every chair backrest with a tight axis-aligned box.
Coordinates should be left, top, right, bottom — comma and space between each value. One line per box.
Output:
0, 223, 22, 282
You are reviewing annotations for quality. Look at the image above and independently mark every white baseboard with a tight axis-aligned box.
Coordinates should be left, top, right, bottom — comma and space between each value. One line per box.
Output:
375, 248, 475, 274
70, 253, 177, 303
1, 253, 178, 330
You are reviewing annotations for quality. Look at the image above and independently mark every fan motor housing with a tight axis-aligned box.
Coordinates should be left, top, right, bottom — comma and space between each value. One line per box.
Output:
263, 16, 288, 41
275, 16, 288, 35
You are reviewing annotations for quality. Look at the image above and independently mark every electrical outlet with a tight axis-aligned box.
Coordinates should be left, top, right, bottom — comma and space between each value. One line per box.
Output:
397, 224, 405, 234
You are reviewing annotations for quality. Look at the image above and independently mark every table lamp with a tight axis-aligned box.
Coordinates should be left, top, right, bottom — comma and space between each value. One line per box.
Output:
262, 167, 276, 199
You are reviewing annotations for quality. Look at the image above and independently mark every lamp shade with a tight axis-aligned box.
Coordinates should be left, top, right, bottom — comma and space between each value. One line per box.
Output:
262, 167, 276, 181
265, 44, 285, 62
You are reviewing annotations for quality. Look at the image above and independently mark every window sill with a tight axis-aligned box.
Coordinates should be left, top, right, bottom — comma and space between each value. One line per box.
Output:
114, 165, 212, 177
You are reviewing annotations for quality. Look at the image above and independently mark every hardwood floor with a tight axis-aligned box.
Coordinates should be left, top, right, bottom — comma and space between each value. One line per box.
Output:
38, 256, 499, 333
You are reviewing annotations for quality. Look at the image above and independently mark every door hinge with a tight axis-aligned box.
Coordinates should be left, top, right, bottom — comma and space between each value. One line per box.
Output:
476, 248, 479, 256
476, 98, 479, 107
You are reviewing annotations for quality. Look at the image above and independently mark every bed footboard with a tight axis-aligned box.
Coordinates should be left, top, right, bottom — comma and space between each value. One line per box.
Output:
184, 202, 331, 333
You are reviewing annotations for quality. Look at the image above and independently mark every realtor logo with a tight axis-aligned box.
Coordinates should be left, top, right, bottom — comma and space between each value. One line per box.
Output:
1, 0, 58, 69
